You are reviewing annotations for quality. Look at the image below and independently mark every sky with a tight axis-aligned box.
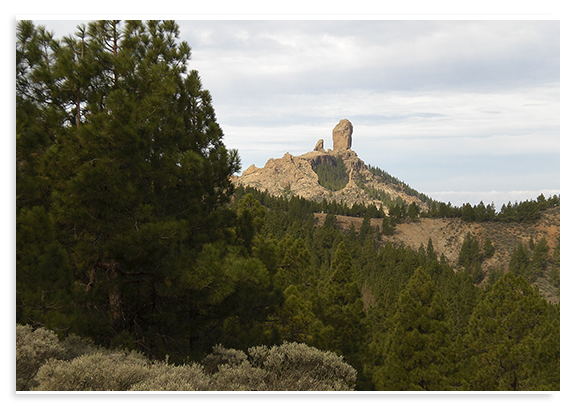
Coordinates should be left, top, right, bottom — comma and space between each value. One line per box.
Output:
26, 14, 561, 208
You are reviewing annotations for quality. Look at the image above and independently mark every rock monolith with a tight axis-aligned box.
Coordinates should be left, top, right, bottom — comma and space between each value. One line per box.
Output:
332, 119, 353, 150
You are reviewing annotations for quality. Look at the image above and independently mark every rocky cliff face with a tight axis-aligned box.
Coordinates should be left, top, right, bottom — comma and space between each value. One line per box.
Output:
332, 119, 353, 151
235, 120, 428, 213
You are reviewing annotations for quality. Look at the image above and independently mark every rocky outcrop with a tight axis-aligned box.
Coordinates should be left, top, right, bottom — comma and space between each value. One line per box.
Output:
313, 139, 325, 151
332, 119, 353, 151
235, 119, 428, 212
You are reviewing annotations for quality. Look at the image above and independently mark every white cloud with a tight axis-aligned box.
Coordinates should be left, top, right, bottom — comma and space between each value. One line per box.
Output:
27, 19, 561, 206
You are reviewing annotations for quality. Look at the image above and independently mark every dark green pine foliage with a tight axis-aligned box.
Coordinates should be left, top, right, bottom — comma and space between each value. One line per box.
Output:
313, 156, 349, 191
426, 237, 437, 261
16, 206, 77, 333
358, 214, 372, 243
483, 238, 495, 258
382, 215, 396, 236
16, 23, 83, 333
408, 202, 420, 220
529, 238, 549, 280
312, 241, 368, 388
274, 235, 315, 290
458, 232, 481, 268
272, 284, 317, 344
16, 21, 64, 212
458, 232, 484, 284
234, 193, 267, 253
16, 20, 267, 359
549, 238, 560, 291
460, 272, 558, 390
509, 242, 531, 280
374, 267, 453, 391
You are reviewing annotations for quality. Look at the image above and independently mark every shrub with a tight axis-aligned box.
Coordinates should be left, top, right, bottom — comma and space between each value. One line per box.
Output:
18, 324, 356, 391
205, 342, 357, 391
129, 362, 210, 391
16, 324, 104, 390
33, 351, 153, 391
16, 324, 66, 390
247, 341, 357, 391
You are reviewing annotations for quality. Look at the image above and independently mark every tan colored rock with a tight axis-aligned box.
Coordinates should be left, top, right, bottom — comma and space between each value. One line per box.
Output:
332, 119, 353, 151
241, 164, 259, 177
314, 139, 325, 151
235, 120, 430, 213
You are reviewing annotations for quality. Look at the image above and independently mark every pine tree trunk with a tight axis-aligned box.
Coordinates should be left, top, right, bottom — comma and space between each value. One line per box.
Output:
106, 262, 122, 331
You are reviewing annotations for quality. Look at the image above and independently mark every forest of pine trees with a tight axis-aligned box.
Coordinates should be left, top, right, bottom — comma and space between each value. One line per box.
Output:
16, 20, 559, 391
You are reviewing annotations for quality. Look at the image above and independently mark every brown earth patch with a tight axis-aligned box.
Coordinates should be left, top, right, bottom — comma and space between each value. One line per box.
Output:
315, 207, 560, 303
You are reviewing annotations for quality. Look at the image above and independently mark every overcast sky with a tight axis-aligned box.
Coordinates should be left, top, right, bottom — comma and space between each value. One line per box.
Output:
29, 18, 560, 207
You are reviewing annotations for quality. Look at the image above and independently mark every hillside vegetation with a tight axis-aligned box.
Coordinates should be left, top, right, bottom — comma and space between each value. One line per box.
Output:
316, 206, 560, 303
312, 155, 349, 191
16, 20, 559, 391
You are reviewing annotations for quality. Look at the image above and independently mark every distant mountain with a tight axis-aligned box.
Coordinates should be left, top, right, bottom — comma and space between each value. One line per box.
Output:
235, 119, 431, 214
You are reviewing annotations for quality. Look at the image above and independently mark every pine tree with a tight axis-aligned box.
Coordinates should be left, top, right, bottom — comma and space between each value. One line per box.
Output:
312, 241, 367, 388
16, 206, 77, 332
16, 20, 246, 357
382, 216, 396, 236
273, 285, 316, 344
529, 238, 549, 279
374, 267, 452, 390
509, 242, 531, 280
358, 214, 372, 243
483, 238, 495, 258
458, 232, 481, 268
408, 202, 419, 220
460, 272, 557, 390
426, 237, 437, 261
549, 238, 560, 292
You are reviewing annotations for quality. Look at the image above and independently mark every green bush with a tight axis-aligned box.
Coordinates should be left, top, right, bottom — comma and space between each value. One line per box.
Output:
17, 324, 104, 390
248, 342, 357, 390
126, 362, 210, 391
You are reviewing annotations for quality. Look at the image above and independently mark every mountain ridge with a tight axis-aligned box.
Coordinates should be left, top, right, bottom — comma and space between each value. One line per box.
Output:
235, 144, 429, 214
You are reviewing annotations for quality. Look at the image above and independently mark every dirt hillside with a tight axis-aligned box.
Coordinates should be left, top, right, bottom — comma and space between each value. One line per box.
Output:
314, 207, 560, 303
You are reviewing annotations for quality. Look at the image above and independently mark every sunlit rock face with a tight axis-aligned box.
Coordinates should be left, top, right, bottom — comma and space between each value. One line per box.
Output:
332, 119, 353, 151
234, 118, 427, 211
313, 139, 325, 152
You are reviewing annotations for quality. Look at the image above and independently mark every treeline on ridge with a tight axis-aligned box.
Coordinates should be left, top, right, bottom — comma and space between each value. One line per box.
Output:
236, 184, 560, 228
366, 164, 560, 222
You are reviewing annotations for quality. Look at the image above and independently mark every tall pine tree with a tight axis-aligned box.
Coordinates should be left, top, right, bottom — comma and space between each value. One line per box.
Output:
374, 267, 453, 390
16, 20, 250, 359
460, 272, 558, 390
